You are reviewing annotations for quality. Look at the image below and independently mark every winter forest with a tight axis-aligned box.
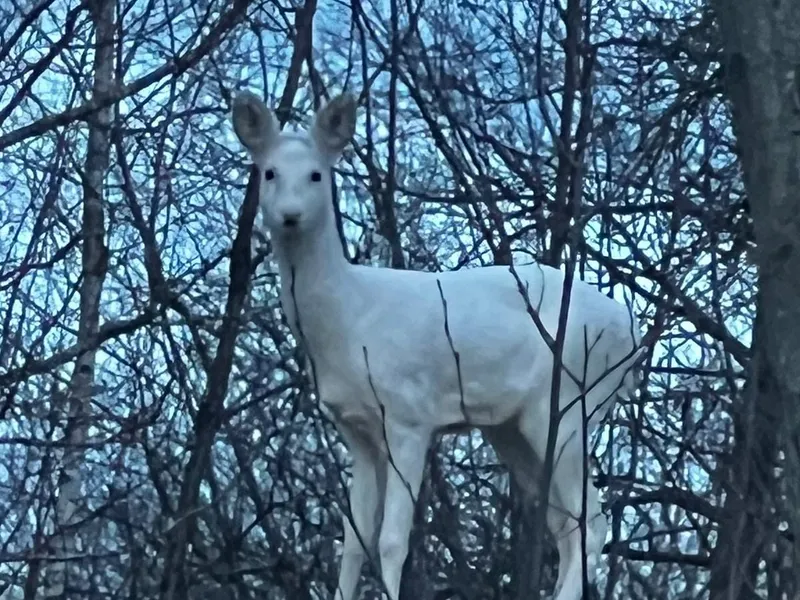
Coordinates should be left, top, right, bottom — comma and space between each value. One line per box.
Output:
1, 0, 800, 598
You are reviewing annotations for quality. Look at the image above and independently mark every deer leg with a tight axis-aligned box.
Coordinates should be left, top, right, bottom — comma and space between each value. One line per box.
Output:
485, 423, 575, 598
545, 443, 605, 600
377, 423, 430, 600
335, 433, 385, 600
516, 404, 607, 600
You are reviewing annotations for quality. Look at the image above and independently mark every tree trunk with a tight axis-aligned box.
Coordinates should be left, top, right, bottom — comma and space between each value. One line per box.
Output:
708, 0, 800, 597
40, 0, 115, 596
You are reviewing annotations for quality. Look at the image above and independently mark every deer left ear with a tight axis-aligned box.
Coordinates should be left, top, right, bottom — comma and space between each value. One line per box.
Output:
311, 93, 357, 162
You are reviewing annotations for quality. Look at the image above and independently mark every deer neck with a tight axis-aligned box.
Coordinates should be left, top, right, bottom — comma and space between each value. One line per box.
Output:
272, 221, 354, 353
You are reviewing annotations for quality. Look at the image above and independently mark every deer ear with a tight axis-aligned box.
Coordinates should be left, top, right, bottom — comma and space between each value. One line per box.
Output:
311, 93, 357, 162
232, 91, 278, 156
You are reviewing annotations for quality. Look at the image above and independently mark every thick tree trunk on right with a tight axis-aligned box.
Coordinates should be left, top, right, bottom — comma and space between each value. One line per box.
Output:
708, 0, 800, 597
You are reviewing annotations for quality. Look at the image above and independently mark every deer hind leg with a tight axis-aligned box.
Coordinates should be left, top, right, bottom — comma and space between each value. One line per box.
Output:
376, 421, 430, 600
483, 422, 574, 598
547, 365, 633, 600
548, 452, 604, 600
335, 427, 387, 600
518, 411, 606, 600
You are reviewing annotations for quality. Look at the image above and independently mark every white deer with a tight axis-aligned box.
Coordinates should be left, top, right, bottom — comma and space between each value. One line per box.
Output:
231, 90, 644, 600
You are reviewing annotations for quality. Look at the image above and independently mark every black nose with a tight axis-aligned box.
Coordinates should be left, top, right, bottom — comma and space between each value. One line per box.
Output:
282, 212, 301, 227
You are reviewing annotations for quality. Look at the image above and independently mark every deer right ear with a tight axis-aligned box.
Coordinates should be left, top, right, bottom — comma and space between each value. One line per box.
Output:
232, 91, 278, 155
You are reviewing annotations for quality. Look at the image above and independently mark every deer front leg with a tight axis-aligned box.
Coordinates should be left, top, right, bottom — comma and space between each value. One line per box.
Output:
335, 432, 385, 600
377, 423, 430, 600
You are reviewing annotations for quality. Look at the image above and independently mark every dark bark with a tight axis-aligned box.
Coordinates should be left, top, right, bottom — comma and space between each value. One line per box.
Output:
379, 0, 406, 270
708, 0, 800, 596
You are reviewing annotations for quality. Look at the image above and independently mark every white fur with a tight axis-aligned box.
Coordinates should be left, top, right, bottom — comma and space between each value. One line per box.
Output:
231, 91, 644, 600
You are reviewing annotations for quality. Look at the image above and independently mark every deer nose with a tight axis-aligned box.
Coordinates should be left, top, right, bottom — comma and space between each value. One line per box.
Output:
282, 211, 302, 227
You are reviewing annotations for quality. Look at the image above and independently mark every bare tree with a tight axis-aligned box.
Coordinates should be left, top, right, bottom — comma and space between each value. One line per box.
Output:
707, 0, 800, 597
34, 1, 116, 597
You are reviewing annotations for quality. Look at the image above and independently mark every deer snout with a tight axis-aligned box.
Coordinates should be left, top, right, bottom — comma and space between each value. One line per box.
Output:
281, 210, 302, 227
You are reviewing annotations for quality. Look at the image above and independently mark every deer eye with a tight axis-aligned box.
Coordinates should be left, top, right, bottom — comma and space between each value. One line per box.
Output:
310, 171, 322, 182
264, 169, 275, 181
